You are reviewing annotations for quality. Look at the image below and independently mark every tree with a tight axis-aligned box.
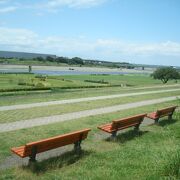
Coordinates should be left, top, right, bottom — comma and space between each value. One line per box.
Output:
71, 57, 84, 65
151, 67, 180, 84
35, 57, 45, 62
56, 57, 69, 64
46, 56, 55, 62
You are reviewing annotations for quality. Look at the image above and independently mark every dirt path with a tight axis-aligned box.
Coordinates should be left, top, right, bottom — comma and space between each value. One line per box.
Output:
0, 87, 180, 111
0, 96, 179, 133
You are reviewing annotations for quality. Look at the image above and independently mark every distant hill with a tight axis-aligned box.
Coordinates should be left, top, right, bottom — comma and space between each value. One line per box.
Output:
0, 51, 56, 59
1, 50, 176, 69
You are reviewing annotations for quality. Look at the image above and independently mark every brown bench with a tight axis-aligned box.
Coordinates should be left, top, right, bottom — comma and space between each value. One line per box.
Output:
11, 128, 91, 163
98, 114, 146, 138
146, 106, 177, 123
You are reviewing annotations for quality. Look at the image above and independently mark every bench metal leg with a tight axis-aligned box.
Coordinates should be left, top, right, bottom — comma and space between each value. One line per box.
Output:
29, 146, 37, 163
111, 131, 117, 139
74, 141, 82, 154
155, 118, 159, 124
134, 124, 140, 132
168, 114, 173, 120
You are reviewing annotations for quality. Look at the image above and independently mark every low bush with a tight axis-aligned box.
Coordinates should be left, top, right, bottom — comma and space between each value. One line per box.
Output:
35, 82, 47, 88
0, 72, 33, 74
84, 79, 109, 84
35, 75, 47, 81
18, 79, 34, 86
0, 87, 51, 92
90, 74, 110, 76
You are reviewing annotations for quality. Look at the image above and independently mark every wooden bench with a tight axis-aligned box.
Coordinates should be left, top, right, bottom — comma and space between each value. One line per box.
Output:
146, 106, 177, 123
98, 114, 146, 138
11, 128, 91, 163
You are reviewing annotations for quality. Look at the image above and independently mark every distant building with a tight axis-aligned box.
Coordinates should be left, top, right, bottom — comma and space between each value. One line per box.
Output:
0, 51, 56, 59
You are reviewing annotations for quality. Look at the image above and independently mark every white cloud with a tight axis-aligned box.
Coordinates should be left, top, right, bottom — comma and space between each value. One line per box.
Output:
0, 0, 106, 14
88, 39, 180, 57
0, 0, 18, 14
0, 27, 38, 51
0, 0, 9, 4
45, 0, 107, 9
0, 6, 17, 13
0, 27, 180, 65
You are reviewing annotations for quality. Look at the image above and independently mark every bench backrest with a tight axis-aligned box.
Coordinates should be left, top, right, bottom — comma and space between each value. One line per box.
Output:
111, 113, 146, 130
156, 106, 177, 118
23, 129, 91, 157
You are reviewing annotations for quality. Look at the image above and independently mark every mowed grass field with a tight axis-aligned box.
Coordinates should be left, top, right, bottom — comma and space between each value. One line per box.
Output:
0, 90, 180, 123
0, 73, 180, 107
0, 73, 180, 179
0, 73, 178, 91
0, 101, 179, 179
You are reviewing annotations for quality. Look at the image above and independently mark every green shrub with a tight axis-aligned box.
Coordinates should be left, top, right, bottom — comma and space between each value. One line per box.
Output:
35, 82, 46, 88
18, 79, 26, 85
84, 79, 109, 84
0, 87, 51, 92
18, 79, 34, 86
35, 75, 47, 81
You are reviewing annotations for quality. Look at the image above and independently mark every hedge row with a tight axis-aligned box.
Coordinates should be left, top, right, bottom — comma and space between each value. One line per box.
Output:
0, 87, 51, 93
53, 84, 124, 90
84, 80, 109, 84
0, 72, 34, 75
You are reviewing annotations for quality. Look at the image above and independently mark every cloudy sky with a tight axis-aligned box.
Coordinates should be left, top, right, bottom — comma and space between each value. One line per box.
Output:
0, 0, 180, 66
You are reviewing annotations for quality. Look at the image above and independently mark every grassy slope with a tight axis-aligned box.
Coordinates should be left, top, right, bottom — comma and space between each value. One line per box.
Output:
0, 74, 179, 179
0, 101, 179, 179
0, 90, 180, 123
0, 83, 180, 106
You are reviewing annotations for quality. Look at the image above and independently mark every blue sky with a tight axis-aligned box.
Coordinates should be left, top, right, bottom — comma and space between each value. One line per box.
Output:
0, 0, 180, 66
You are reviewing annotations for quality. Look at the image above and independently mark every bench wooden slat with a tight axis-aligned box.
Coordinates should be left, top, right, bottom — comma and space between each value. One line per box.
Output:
99, 122, 141, 133
157, 106, 177, 117
112, 113, 146, 130
146, 112, 158, 119
115, 122, 141, 131
11, 146, 26, 158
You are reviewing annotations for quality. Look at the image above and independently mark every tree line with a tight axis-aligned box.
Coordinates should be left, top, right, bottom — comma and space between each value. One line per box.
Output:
33, 56, 84, 65
33, 56, 134, 68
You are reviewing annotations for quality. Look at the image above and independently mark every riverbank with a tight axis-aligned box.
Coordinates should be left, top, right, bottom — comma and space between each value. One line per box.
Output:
0, 64, 153, 75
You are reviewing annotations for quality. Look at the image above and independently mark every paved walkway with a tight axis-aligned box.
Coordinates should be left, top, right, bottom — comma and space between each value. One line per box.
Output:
0, 88, 180, 111
0, 96, 179, 133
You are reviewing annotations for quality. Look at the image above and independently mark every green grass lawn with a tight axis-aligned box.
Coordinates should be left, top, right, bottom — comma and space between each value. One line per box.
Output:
0, 73, 179, 179
60, 74, 154, 86
0, 90, 180, 123
0, 81, 180, 106
0, 73, 179, 91
0, 74, 107, 91
0, 73, 179, 107
0, 101, 179, 179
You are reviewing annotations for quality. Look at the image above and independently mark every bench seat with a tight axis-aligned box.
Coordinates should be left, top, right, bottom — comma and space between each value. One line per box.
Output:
146, 112, 158, 120
98, 113, 146, 138
11, 146, 26, 158
11, 128, 91, 162
146, 106, 177, 123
